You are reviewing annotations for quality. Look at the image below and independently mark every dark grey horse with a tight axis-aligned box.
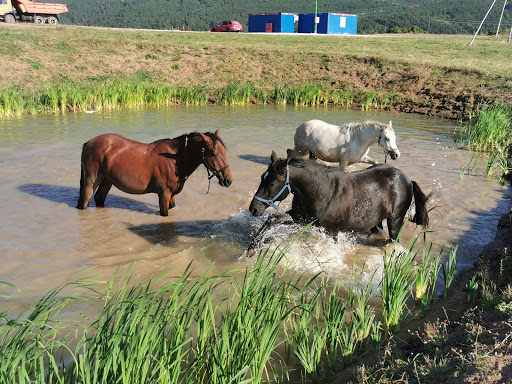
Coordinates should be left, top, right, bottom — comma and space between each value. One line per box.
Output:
247, 151, 429, 256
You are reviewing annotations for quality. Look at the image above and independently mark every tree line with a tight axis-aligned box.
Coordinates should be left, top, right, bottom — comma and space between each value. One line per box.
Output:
60, 0, 511, 35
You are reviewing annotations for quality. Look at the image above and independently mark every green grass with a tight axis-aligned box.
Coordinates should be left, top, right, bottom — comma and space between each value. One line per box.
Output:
0, 77, 405, 117
355, 240, 512, 384
457, 105, 512, 179
0, 232, 456, 383
0, 25, 510, 121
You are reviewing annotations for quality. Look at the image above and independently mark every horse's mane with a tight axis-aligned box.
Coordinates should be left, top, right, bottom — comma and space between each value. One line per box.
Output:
174, 132, 226, 149
288, 157, 339, 173
341, 120, 391, 133
151, 132, 226, 150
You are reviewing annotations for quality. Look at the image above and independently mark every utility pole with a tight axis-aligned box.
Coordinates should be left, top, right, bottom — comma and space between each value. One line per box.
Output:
314, 0, 318, 33
496, 0, 507, 37
469, 0, 498, 46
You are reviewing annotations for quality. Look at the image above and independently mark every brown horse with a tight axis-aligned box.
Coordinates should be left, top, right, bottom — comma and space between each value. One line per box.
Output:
77, 130, 232, 216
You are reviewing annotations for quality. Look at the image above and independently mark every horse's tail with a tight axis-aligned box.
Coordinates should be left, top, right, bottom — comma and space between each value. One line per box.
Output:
411, 181, 429, 228
77, 142, 88, 209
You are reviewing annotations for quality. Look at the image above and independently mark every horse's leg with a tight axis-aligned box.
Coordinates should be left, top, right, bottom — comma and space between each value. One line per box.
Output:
158, 190, 172, 216
370, 222, 384, 234
94, 179, 112, 207
386, 216, 405, 241
360, 149, 378, 164
361, 156, 378, 164
247, 213, 294, 257
77, 164, 99, 210
169, 195, 176, 209
338, 159, 349, 170
77, 164, 87, 209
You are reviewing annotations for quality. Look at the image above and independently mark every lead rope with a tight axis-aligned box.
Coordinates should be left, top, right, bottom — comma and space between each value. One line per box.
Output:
183, 135, 189, 180
201, 147, 212, 195
377, 129, 388, 163
200, 146, 230, 195
253, 164, 294, 223
182, 135, 212, 195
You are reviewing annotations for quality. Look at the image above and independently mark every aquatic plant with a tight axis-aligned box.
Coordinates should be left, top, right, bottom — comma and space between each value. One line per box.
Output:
0, 232, 454, 383
287, 290, 326, 382
467, 274, 479, 303
321, 280, 347, 368
415, 241, 443, 316
442, 245, 458, 298
457, 105, 512, 179
0, 76, 413, 118
0, 273, 102, 383
381, 244, 416, 332
348, 269, 377, 348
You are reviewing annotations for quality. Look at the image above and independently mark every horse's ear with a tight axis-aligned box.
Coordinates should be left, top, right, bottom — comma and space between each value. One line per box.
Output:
215, 129, 220, 137
271, 151, 278, 163
388, 121, 392, 129
286, 149, 295, 162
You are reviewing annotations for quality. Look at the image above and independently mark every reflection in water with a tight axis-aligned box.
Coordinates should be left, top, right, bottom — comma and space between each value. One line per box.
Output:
0, 105, 510, 316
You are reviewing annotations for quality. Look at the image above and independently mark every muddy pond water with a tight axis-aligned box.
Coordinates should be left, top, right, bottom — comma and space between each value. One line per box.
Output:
0, 105, 510, 315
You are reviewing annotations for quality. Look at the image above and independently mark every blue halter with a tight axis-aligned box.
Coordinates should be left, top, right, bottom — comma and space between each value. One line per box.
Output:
253, 164, 292, 210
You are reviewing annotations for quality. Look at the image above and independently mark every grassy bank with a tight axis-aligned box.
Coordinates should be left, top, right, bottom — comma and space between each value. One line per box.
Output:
0, 76, 400, 117
1, 234, 456, 383
340, 212, 512, 384
0, 24, 511, 119
457, 105, 512, 180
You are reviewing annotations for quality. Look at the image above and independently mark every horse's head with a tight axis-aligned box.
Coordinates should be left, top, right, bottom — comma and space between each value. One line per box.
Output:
201, 130, 232, 187
249, 151, 290, 217
378, 121, 400, 160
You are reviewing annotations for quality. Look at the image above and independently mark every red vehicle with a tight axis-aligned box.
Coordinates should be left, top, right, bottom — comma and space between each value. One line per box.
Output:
210, 20, 243, 32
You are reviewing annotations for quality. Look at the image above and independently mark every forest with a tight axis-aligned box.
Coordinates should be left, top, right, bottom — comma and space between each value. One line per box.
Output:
59, 0, 512, 35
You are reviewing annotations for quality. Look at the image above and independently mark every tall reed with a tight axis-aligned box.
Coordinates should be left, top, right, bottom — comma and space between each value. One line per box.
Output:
0, 234, 452, 383
321, 280, 346, 368
381, 244, 416, 333
457, 105, 512, 178
0, 274, 102, 383
196, 252, 301, 383
0, 77, 405, 118
72, 262, 215, 384
348, 269, 377, 348
442, 245, 458, 298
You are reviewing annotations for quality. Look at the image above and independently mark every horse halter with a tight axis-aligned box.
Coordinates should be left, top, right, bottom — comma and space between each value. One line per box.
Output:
253, 164, 292, 210
182, 134, 230, 194
200, 138, 230, 194
377, 128, 391, 163
201, 147, 230, 180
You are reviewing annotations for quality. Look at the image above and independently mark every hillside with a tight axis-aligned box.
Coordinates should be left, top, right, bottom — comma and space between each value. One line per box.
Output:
59, 0, 512, 34
0, 25, 510, 120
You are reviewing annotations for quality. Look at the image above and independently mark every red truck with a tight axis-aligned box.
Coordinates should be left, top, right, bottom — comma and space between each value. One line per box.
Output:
0, 0, 68, 24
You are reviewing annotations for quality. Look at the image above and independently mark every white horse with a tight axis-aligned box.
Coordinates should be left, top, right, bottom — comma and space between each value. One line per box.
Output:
293, 119, 400, 170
